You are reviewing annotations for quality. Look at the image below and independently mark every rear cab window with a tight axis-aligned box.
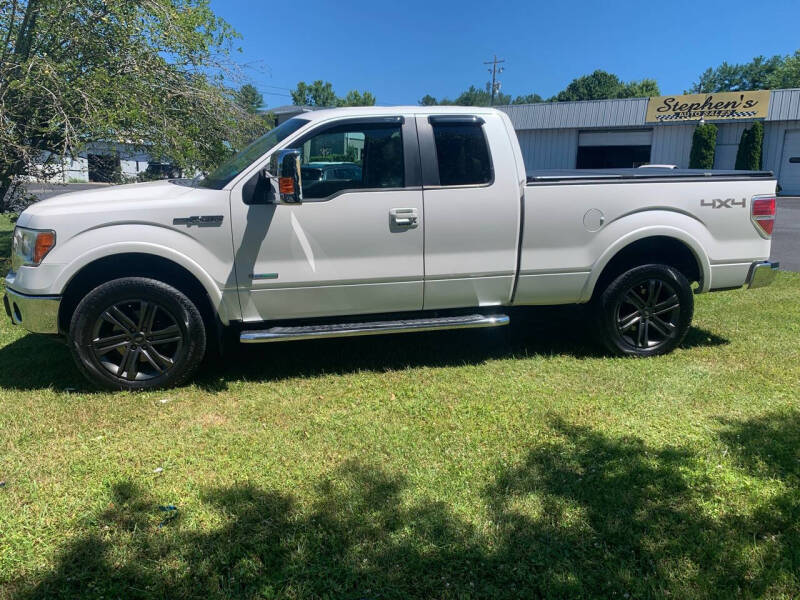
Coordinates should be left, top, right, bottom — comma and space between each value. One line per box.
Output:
430, 119, 493, 186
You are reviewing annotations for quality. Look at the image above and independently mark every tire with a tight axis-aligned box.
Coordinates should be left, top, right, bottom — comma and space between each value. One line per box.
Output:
68, 277, 207, 390
592, 264, 694, 357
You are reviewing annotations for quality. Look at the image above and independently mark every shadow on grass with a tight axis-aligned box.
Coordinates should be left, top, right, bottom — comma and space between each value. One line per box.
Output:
12, 413, 797, 599
0, 333, 91, 392
0, 306, 729, 392
0, 306, 731, 393
196, 306, 729, 392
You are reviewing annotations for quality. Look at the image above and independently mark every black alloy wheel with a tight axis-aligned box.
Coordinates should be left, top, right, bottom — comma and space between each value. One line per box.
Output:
69, 277, 206, 390
90, 300, 184, 381
614, 278, 681, 350
593, 264, 694, 357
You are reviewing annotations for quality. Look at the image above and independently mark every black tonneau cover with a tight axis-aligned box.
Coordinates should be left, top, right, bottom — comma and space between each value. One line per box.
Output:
527, 168, 774, 184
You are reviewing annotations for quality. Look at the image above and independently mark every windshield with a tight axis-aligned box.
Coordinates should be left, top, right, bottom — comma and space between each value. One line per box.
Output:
198, 118, 309, 189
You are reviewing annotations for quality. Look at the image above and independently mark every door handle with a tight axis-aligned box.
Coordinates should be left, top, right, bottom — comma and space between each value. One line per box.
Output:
389, 208, 419, 228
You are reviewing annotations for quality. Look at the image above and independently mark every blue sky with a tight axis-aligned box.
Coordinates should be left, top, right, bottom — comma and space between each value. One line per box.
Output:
209, 0, 800, 107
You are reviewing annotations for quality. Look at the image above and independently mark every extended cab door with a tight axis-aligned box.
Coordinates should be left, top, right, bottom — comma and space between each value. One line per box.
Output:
416, 114, 521, 309
229, 116, 424, 322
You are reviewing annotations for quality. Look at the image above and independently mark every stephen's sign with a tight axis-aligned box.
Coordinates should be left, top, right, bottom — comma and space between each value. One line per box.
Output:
646, 91, 771, 123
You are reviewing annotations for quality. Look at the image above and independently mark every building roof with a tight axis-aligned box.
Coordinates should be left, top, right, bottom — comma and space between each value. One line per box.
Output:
497, 88, 800, 131
497, 97, 649, 130
767, 88, 800, 121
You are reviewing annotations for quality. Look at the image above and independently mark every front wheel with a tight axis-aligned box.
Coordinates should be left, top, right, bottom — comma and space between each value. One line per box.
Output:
592, 264, 694, 357
68, 277, 207, 390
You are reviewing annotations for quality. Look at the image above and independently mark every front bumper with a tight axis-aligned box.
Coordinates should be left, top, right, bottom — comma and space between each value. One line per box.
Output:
3, 287, 61, 334
746, 260, 780, 289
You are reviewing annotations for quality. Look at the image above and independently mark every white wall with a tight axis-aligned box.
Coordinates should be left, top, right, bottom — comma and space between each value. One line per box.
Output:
29, 143, 155, 183
712, 123, 749, 169
764, 120, 800, 178
519, 126, 689, 170
516, 129, 578, 171
650, 124, 694, 168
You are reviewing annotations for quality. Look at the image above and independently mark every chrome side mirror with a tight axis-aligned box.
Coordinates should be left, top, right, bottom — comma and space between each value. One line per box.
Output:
270, 149, 303, 204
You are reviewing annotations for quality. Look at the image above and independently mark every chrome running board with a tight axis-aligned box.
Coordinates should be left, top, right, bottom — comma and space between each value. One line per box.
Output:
240, 313, 510, 344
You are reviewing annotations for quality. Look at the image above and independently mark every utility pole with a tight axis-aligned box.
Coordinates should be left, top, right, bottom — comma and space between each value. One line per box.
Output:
484, 55, 505, 105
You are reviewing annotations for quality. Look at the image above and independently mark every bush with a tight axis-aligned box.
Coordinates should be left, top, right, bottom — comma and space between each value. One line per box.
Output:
0, 183, 38, 213
735, 121, 764, 171
689, 123, 718, 169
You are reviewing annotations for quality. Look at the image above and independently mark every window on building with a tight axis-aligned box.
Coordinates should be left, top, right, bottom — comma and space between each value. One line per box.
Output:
292, 122, 404, 199
431, 122, 492, 186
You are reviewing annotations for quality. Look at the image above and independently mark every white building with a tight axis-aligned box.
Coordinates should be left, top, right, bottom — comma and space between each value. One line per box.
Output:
497, 88, 800, 194
34, 141, 175, 183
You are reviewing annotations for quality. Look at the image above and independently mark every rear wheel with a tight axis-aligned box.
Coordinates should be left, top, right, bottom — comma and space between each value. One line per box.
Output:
68, 277, 206, 390
593, 264, 693, 357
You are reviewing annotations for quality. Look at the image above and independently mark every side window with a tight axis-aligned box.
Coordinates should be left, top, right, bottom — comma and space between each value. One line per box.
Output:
431, 122, 492, 186
293, 123, 404, 199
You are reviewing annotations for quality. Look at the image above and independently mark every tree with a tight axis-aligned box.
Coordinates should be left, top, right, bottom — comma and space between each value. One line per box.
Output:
766, 50, 800, 89
689, 123, 718, 169
512, 93, 544, 104
550, 70, 660, 102
419, 72, 656, 108
340, 89, 376, 107
290, 80, 338, 106
291, 80, 376, 107
689, 49, 800, 92
417, 84, 510, 107
552, 70, 624, 102
235, 84, 264, 114
454, 84, 510, 106
0, 0, 270, 211
735, 121, 764, 171
621, 79, 661, 98
689, 55, 784, 93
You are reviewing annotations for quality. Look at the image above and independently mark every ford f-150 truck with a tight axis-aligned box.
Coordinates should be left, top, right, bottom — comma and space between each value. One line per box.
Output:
4, 106, 779, 390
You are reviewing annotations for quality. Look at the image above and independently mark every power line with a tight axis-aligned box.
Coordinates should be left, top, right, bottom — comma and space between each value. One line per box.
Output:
484, 55, 505, 106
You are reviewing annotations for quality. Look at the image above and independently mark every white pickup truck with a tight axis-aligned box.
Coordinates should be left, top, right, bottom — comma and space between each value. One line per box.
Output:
4, 106, 779, 390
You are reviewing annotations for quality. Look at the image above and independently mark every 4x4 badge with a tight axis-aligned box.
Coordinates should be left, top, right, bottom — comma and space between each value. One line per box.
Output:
701, 198, 746, 209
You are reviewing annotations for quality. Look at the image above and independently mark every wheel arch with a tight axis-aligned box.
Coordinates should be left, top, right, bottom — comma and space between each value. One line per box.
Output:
582, 229, 710, 302
58, 252, 226, 336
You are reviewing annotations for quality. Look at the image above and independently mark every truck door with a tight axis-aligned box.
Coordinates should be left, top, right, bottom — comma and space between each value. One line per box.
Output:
229, 116, 424, 322
416, 114, 521, 309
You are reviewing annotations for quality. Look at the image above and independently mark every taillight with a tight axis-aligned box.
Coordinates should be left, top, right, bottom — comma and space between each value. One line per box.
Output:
751, 196, 776, 238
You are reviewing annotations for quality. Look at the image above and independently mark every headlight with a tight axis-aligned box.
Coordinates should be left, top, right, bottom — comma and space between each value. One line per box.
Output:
11, 227, 56, 272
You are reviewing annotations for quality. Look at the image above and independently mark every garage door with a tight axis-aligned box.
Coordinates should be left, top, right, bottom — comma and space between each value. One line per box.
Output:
577, 130, 653, 169
779, 130, 800, 195
578, 130, 653, 146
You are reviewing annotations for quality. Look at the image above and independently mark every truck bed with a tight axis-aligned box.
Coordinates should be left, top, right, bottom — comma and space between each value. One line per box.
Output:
527, 168, 774, 184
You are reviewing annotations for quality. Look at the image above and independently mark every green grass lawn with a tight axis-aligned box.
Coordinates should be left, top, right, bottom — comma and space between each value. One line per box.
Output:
1, 213, 799, 599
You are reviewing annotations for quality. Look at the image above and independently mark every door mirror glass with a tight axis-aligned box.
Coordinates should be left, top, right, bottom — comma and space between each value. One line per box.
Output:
270, 149, 303, 203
